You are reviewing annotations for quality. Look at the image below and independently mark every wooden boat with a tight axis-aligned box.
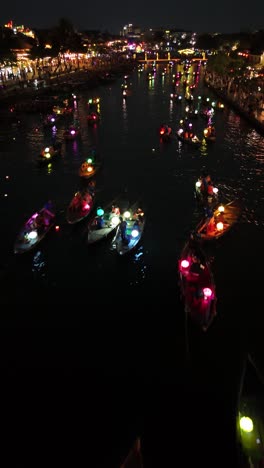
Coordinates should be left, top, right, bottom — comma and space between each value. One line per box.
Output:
63, 126, 80, 140
112, 206, 145, 256
87, 111, 100, 125
66, 184, 95, 224
203, 125, 216, 142
37, 142, 62, 165
176, 129, 201, 146
79, 159, 101, 179
196, 199, 241, 241
178, 236, 217, 332
194, 177, 219, 207
236, 354, 264, 467
87, 203, 121, 245
14, 202, 56, 254
42, 113, 60, 127
159, 124, 173, 142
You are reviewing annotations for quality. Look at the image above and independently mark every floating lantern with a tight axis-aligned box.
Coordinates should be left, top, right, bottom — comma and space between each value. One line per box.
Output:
240, 416, 253, 433
181, 259, 190, 269
216, 222, 224, 231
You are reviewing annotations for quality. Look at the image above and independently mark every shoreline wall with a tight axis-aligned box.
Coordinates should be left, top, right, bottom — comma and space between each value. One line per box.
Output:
204, 78, 264, 136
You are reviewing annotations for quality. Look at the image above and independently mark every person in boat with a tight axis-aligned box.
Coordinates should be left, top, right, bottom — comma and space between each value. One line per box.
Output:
133, 208, 144, 221
112, 205, 120, 216
119, 217, 128, 244
36, 211, 47, 228
201, 173, 211, 196
206, 216, 216, 234
44, 200, 55, 218
207, 180, 215, 197
190, 254, 205, 276
97, 216, 105, 229
210, 126, 216, 136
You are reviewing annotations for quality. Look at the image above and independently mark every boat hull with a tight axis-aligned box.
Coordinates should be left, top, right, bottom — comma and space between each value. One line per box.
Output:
66, 189, 95, 224
113, 208, 145, 256
178, 238, 217, 331
14, 205, 56, 254
196, 199, 241, 240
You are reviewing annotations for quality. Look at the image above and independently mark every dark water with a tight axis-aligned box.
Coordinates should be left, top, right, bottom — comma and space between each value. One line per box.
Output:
0, 63, 263, 466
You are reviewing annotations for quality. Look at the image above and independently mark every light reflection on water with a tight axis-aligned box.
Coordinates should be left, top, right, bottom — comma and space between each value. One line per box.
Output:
32, 250, 46, 278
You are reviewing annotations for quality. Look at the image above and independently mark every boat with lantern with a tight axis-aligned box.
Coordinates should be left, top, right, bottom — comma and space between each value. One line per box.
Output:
159, 124, 173, 142
194, 176, 219, 207
42, 113, 61, 128
37, 142, 62, 165
87, 111, 100, 126
178, 235, 217, 332
236, 353, 264, 467
66, 183, 95, 224
87, 202, 122, 245
112, 205, 145, 256
14, 202, 56, 254
203, 125, 216, 142
176, 128, 201, 147
63, 125, 80, 141
195, 199, 241, 241
79, 158, 101, 179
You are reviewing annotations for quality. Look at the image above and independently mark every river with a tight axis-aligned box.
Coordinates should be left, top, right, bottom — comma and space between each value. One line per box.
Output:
0, 61, 263, 467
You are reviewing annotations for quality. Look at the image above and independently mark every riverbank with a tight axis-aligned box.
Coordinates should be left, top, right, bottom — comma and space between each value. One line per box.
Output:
0, 60, 136, 110
204, 78, 264, 136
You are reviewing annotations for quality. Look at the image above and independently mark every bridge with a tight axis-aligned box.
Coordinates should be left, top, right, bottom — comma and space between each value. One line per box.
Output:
136, 51, 206, 63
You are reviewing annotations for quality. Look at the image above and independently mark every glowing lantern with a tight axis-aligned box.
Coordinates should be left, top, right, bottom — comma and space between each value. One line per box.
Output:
240, 416, 253, 432
44, 147, 50, 153
204, 129, 208, 136
70, 130, 76, 135
181, 259, 189, 269
84, 203, 90, 210
87, 166, 93, 173
87, 158, 93, 164
131, 229, 139, 238
28, 231, 38, 240
216, 222, 224, 231
203, 287, 212, 298
111, 215, 120, 227
55, 225, 60, 231
196, 180, 201, 188
97, 207, 104, 217
123, 211, 131, 219
218, 205, 225, 212
213, 187, 218, 194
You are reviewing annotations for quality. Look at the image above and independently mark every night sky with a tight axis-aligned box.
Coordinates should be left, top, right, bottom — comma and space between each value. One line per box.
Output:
3, 0, 264, 34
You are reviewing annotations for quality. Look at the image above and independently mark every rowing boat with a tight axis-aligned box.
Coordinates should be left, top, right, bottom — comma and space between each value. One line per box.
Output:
14, 202, 56, 254
112, 205, 145, 256
87, 202, 121, 245
66, 184, 95, 224
196, 199, 241, 241
178, 236, 217, 332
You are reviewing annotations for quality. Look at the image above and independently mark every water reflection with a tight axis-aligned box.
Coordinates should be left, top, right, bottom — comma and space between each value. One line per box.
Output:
32, 250, 46, 278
